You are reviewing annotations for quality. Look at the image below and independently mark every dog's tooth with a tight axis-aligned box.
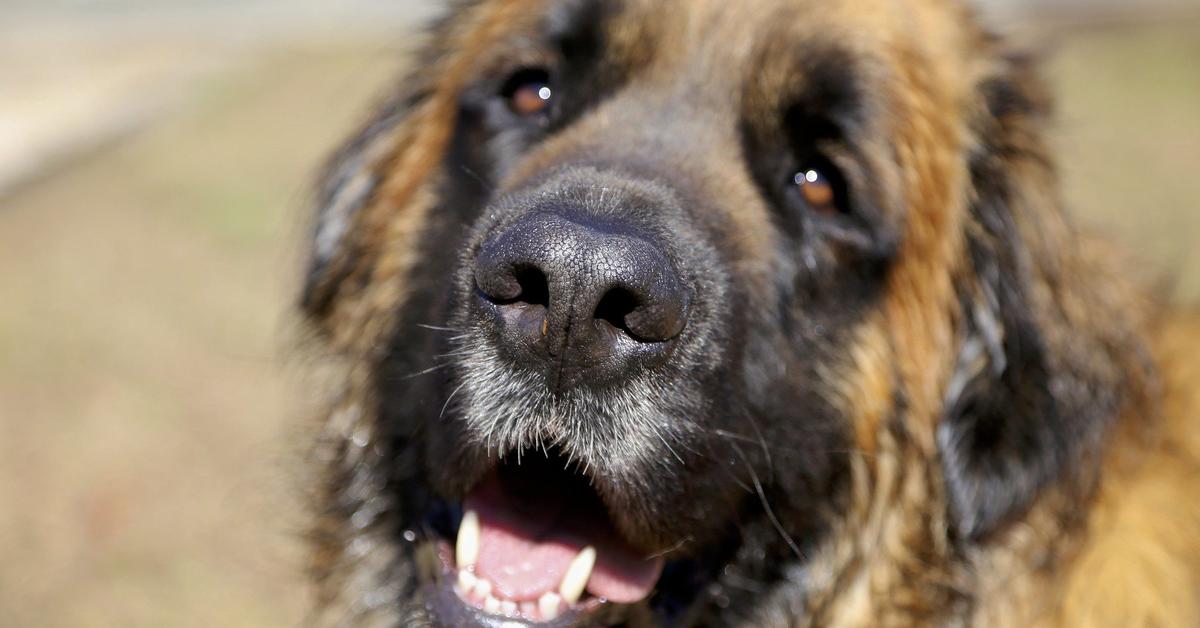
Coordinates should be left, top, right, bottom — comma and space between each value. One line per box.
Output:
472, 576, 492, 600
456, 510, 480, 568
500, 600, 518, 616
457, 569, 477, 593
520, 601, 537, 618
484, 595, 501, 614
538, 592, 562, 621
558, 546, 596, 605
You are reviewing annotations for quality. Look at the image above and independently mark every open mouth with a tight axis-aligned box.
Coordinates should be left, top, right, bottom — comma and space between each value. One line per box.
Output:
425, 452, 670, 625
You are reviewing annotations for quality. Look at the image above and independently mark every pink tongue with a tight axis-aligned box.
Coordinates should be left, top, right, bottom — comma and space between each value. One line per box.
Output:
464, 474, 664, 604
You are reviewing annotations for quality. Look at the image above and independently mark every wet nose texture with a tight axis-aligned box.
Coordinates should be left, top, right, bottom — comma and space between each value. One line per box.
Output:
474, 211, 689, 389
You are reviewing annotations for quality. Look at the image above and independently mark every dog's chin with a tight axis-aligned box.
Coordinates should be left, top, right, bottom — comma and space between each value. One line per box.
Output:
409, 447, 734, 627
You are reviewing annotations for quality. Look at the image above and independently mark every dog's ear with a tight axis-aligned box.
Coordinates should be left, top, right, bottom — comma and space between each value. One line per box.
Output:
300, 7, 472, 322
938, 49, 1131, 541
300, 91, 424, 318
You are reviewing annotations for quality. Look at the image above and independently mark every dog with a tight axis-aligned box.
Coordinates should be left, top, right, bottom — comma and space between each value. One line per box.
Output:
296, 0, 1200, 625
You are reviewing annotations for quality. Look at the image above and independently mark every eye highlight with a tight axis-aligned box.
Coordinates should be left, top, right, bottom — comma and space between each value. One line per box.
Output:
502, 68, 554, 117
791, 165, 841, 215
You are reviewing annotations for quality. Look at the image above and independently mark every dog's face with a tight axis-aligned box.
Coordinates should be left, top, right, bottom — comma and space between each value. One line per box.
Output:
302, 1, 1143, 625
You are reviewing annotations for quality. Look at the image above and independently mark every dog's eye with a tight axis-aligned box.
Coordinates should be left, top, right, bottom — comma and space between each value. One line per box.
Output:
791, 165, 842, 215
502, 68, 553, 117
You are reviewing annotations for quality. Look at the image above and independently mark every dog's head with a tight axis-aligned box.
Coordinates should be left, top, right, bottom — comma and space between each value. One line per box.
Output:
300, 1, 1151, 625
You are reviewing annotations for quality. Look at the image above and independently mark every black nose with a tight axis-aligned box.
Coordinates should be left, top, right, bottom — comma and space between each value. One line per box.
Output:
474, 211, 689, 386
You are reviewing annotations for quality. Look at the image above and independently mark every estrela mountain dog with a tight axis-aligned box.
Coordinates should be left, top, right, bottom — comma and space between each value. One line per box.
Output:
297, 0, 1200, 625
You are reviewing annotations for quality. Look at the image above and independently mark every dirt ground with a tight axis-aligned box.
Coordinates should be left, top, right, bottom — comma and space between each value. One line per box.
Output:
0, 15, 1196, 628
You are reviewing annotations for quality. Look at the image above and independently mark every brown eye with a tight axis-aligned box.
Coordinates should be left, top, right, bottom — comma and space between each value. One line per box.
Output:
793, 168, 838, 213
503, 68, 553, 117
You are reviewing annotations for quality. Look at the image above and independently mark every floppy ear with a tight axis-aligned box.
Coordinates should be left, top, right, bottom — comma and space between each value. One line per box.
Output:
300, 4, 475, 322
938, 50, 1133, 541
300, 91, 424, 317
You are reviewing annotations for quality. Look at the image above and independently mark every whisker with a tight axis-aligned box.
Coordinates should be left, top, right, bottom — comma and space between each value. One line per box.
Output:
439, 381, 468, 420
431, 350, 473, 360
710, 429, 761, 445
654, 430, 686, 466
417, 323, 460, 332
396, 363, 451, 380
459, 165, 494, 192
742, 413, 774, 482
726, 439, 805, 560
646, 536, 692, 560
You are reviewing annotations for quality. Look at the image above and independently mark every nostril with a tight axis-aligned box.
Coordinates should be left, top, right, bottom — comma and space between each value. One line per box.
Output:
476, 263, 549, 308
593, 287, 642, 339
513, 267, 549, 308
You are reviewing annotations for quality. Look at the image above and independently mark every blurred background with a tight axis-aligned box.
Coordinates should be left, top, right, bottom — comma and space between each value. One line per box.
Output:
0, 1, 1196, 626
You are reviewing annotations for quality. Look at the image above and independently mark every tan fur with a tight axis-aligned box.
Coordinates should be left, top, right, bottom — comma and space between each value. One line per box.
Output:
1052, 313, 1200, 628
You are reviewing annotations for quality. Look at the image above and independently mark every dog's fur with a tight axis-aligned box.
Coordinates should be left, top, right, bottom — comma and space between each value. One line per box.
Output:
297, 0, 1200, 625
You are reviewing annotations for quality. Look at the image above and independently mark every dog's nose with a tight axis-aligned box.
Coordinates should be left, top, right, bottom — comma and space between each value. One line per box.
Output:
474, 211, 688, 384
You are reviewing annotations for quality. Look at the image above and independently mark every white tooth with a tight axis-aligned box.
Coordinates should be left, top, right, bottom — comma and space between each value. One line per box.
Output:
558, 546, 596, 605
500, 600, 518, 616
457, 569, 477, 593
472, 577, 492, 600
484, 595, 501, 614
456, 510, 480, 568
520, 601, 537, 618
538, 592, 562, 621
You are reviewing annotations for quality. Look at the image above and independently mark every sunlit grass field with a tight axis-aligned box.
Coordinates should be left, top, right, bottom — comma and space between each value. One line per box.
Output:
0, 16, 1196, 628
